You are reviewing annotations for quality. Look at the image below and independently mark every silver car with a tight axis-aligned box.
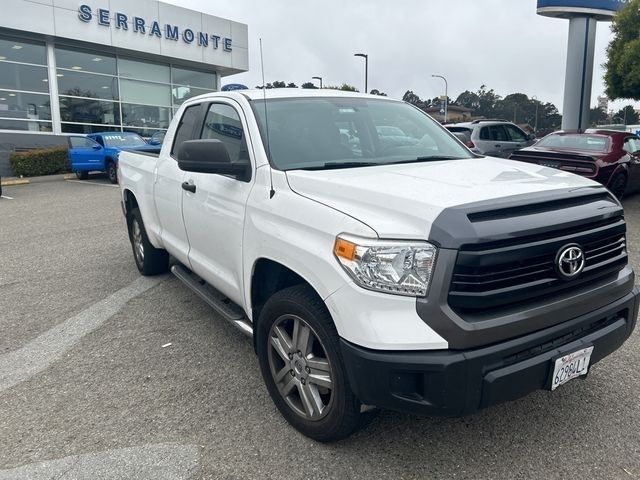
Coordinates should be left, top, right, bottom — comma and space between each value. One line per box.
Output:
446, 120, 536, 158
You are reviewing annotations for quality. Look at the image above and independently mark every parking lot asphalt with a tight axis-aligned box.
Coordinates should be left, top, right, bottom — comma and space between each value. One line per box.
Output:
1, 177, 640, 479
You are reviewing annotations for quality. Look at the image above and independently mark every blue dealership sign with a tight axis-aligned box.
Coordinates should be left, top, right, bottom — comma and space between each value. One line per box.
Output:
538, 0, 628, 17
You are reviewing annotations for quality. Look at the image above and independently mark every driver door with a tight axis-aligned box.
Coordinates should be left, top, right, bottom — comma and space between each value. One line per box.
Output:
68, 136, 103, 172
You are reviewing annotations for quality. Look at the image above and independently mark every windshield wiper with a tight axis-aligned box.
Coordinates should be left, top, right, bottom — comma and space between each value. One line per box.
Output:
298, 161, 379, 171
388, 155, 462, 165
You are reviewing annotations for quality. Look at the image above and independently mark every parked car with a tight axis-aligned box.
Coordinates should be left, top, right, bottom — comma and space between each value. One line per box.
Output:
67, 132, 161, 184
119, 90, 637, 441
148, 131, 166, 146
509, 129, 640, 199
446, 119, 536, 157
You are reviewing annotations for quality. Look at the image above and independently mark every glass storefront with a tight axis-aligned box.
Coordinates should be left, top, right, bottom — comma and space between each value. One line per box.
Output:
0, 34, 217, 136
55, 46, 216, 136
0, 36, 52, 132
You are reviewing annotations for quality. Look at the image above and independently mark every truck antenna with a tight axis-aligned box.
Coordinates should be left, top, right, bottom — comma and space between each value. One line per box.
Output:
260, 38, 275, 199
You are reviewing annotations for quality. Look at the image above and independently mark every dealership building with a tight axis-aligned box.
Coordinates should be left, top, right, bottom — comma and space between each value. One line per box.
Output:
0, 0, 248, 175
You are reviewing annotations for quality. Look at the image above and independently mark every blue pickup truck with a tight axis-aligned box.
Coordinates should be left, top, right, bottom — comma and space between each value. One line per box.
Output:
67, 132, 161, 183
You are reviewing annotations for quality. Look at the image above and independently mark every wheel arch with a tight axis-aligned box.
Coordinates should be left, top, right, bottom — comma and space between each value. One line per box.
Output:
249, 258, 327, 352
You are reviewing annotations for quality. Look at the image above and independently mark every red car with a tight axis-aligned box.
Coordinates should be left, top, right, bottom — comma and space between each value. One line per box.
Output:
510, 129, 640, 199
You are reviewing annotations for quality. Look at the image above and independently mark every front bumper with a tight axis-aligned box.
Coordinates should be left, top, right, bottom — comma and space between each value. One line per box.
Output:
341, 288, 638, 416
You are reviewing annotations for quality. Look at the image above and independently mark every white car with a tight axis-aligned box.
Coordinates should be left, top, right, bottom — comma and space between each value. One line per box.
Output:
118, 89, 638, 441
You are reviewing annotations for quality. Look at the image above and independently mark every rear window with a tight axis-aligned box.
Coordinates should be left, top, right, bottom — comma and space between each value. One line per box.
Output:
101, 133, 146, 148
536, 134, 609, 152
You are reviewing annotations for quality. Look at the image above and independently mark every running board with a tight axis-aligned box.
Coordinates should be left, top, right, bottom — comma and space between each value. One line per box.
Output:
170, 264, 253, 338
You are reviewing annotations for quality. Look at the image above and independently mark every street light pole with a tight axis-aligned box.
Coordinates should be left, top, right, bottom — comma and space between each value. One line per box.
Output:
431, 74, 448, 123
354, 53, 368, 94
311, 76, 323, 88
532, 95, 539, 135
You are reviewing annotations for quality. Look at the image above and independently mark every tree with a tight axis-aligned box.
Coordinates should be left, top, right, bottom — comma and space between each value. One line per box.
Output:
286, 83, 298, 88
301, 82, 317, 89
402, 90, 421, 105
604, 0, 640, 100
455, 90, 480, 110
271, 81, 286, 88
613, 105, 640, 124
589, 107, 608, 127
325, 83, 359, 92
369, 89, 387, 96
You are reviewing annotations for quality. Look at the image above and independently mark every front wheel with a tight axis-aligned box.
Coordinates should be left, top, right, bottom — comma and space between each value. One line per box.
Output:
128, 207, 169, 275
75, 171, 88, 180
609, 173, 627, 200
257, 285, 368, 442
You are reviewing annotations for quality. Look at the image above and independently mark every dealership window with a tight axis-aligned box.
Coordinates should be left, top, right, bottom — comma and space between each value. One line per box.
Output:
55, 47, 117, 76
122, 103, 171, 130
119, 58, 170, 84
59, 97, 120, 125
171, 66, 216, 106
120, 79, 172, 107
0, 35, 51, 132
57, 70, 118, 101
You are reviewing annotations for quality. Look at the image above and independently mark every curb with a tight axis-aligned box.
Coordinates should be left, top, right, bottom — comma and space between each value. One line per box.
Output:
0, 178, 29, 186
1, 173, 72, 186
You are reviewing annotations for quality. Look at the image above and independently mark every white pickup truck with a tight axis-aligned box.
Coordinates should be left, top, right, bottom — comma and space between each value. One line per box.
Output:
119, 89, 638, 441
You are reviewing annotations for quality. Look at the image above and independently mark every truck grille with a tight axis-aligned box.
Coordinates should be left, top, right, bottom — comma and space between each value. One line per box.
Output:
449, 216, 627, 313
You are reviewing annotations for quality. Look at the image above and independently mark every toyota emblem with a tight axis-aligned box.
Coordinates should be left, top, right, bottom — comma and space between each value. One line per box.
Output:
556, 245, 585, 279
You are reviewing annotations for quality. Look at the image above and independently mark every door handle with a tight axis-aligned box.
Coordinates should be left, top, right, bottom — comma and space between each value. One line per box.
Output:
495, 144, 502, 148
181, 181, 196, 193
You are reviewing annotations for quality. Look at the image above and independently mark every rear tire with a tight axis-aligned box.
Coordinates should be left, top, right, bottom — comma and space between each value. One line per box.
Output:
609, 173, 627, 200
106, 161, 118, 184
75, 171, 88, 180
128, 207, 169, 275
256, 285, 369, 442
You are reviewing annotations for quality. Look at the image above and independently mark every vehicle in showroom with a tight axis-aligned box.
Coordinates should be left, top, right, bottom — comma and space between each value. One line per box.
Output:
67, 132, 160, 184
446, 119, 536, 157
509, 129, 640, 199
118, 89, 638, 441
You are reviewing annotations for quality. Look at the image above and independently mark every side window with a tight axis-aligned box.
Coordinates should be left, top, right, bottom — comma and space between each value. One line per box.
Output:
70, 136, 99, 149
505, 124, 527, 142
200, 103, 249, 163
623, 136, 640, 154
479, 127, 491, 140
489, 125, 508, 142
94, 136, 105, 147
171, 104, 200, 158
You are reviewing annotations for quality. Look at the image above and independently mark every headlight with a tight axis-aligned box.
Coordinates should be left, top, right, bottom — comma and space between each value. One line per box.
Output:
334, 235, 437, 297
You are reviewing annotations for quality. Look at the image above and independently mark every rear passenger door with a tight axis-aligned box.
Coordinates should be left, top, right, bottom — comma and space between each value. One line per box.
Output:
623, 136, 640, 192
478, 125, 506, 157
503, 124, 530, 158
181, 100, 255, 306
67, 136, 104, 172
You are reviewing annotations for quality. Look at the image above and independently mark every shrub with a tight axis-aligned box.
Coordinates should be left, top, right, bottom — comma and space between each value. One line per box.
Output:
9, 146, 70, 177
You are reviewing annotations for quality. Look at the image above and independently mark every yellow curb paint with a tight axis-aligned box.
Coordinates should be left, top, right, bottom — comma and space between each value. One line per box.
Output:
63, 174, 76, 180
0, 179, 29, 186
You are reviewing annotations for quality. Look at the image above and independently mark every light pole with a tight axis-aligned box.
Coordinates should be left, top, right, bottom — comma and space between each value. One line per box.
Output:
431, 74, 448, 123
354, 53, 368, 94
532, 95, 539, 136
311, 76, 323, 88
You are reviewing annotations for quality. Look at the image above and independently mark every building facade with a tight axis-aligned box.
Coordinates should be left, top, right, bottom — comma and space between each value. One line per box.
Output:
0, 0, 248, 175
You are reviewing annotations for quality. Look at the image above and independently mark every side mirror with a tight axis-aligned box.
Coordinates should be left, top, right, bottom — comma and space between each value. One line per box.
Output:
92, 144, 102, 150
527, 133, 536, 141
177, 139, 251, 181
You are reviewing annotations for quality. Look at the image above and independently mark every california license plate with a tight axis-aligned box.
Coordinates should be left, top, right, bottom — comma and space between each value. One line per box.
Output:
550, 346, 594, 391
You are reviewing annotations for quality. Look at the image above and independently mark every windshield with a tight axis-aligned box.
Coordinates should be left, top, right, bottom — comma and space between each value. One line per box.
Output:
252, 97, 473, 170
101, 133, 147, 148
536, 134, 609, 152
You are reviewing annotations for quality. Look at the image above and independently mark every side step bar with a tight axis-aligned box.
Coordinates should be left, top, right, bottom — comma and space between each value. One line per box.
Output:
171, 264, 253, 338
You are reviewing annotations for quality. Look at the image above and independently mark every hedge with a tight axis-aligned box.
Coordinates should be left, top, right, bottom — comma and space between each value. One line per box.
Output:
9, 146, 70, 177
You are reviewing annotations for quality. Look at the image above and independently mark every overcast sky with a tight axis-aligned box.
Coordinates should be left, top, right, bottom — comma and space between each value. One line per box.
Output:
166, 0, 639, 115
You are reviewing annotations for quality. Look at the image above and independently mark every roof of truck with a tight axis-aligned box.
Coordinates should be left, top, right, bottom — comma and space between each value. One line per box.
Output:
196, 88, 401, 102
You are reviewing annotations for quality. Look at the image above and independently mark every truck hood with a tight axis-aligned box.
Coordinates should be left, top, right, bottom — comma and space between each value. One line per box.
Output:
285, 157, 600, 239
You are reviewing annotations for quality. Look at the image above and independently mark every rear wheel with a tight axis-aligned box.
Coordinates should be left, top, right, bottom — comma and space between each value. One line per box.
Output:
257, 285, 368, 442
609, 173, 627, 200
106, 161, 118, 184
75, 171, 88, 180
128, 207, 169, 275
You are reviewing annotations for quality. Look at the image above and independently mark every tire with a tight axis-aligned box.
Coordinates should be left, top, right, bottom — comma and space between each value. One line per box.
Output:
106, 161, 118, 184
257, 285, 368, 442
609, 173, 627, 200
75, 171, 88, 180
128, 207, 169, 275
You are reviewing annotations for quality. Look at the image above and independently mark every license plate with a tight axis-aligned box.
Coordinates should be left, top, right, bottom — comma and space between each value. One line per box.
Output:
550, 346, 594, 391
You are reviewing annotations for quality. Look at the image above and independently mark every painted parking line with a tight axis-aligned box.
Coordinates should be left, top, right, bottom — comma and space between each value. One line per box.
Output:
0, 195, 13, 200
0, 443, 199, 479
0, 275, 166, 394
65, 179, 119, 188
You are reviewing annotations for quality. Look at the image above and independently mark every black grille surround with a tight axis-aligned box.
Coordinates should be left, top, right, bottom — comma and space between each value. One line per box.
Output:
449, 216, 628, 314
